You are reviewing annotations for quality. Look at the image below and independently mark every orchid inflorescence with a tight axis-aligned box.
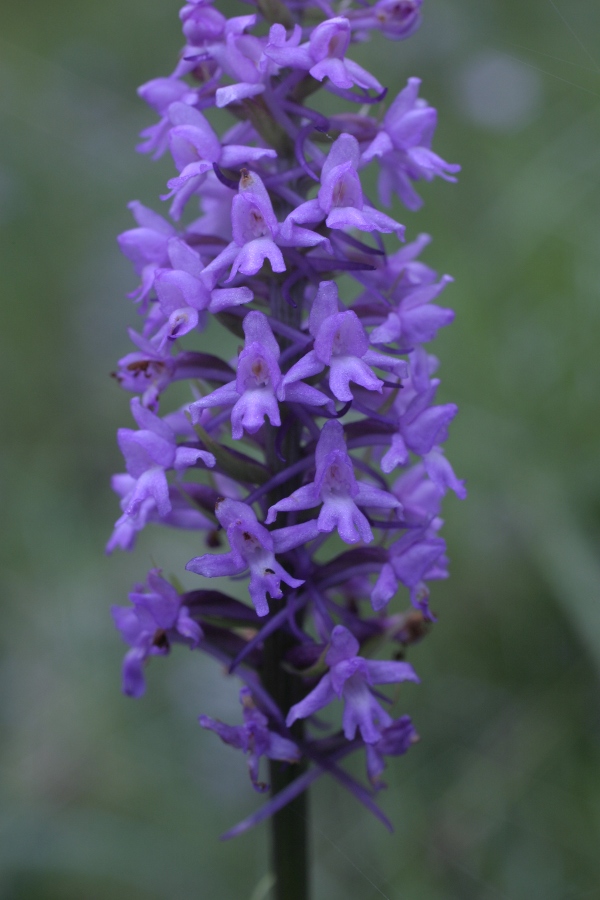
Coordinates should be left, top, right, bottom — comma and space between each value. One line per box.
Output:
109, 0, 464, 837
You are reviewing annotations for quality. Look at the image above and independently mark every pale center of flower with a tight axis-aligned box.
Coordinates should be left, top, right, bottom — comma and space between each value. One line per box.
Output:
250, 357, 270, 386
324, 461, 351, 495
248, 206, 269, 238
328, 32, 346, 58
241, 530, 262, 556
332, 181, 346, 207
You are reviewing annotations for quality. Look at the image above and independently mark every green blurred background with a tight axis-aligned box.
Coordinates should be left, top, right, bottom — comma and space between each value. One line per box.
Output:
2, 0, 600, 896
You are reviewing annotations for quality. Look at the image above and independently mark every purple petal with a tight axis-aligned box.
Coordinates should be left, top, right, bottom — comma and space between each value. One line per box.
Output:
243, 310, 280, 360
364, 659, 420, 685
186, 550, 246, 578
424, 447, 467, 499
216, 82, 265, 108
371, 563, 398, 611
326, 624, 360, 665
228, 238, 285, 280
266, 483, 321, 523
271, 519, 321, 552
342, 678, 391, 743
308, 281, 340, 337
286, 672, 336, 727
318, 495, 373, 544
315, 419, 346, 466
122, 647, 147, 698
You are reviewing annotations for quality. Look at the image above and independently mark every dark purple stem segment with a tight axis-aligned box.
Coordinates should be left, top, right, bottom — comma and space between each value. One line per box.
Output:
263, 347, 310, 898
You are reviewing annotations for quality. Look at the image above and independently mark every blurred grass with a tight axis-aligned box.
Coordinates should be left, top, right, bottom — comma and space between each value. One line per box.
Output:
1, 0, 600, 896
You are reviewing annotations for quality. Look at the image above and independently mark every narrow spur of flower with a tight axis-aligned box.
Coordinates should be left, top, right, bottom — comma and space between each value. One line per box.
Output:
362, 77, 461, 211
286, 625, 419, 743
281, 280, 406, 403
189, 309, 330, 438
282, 133, 405, 239
266, 419, 401, 544
200, 687, 301, 792
112, 568, 203, 697
186, 498, 307, 617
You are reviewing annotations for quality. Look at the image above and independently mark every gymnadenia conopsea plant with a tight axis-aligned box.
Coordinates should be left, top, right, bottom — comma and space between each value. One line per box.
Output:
109, 0, 464, 895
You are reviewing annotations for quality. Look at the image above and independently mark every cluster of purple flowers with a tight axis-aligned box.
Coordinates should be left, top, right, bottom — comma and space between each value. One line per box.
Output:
110, 0, 463, 835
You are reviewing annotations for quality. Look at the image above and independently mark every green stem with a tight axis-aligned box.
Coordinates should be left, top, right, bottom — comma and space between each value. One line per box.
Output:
263, 624, 310, 900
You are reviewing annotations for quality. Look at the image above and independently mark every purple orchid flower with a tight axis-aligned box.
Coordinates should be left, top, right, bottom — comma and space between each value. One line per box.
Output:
113, 333, 174, 411
206, 15, 278, 108
107, 477, 213, 553
266, 419, 401, 545
380, 347, 459, 473
201, 169, 330, 286
135, 77, 199, 158
186, 498, 314, 617
365, 715, 418, 788
265, 18, 383, 92
162, 102, 277, 219
200, 687, 301, 792
115, 397, 215, 528
281, 280, 406, 402
369, 273, 455, 349
283, 133, 405, 239
371, 524, 448, 613
117, 201, 176, 305
423, 445, 467, 499
189, 310, 330, 438
354, 233, 440, 309
112, 568, 203, 697
152, 236, 254, 347
362, 77, 461, 211
287, 625, 419, 743
187, 169, 235, 240
347, 0, 423, 41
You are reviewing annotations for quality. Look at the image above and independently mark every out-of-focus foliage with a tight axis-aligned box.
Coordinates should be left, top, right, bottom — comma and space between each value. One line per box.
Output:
1, 0, 600, 896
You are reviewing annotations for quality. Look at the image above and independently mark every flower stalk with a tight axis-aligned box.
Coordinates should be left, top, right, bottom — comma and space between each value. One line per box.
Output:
108, 0, 464, 894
